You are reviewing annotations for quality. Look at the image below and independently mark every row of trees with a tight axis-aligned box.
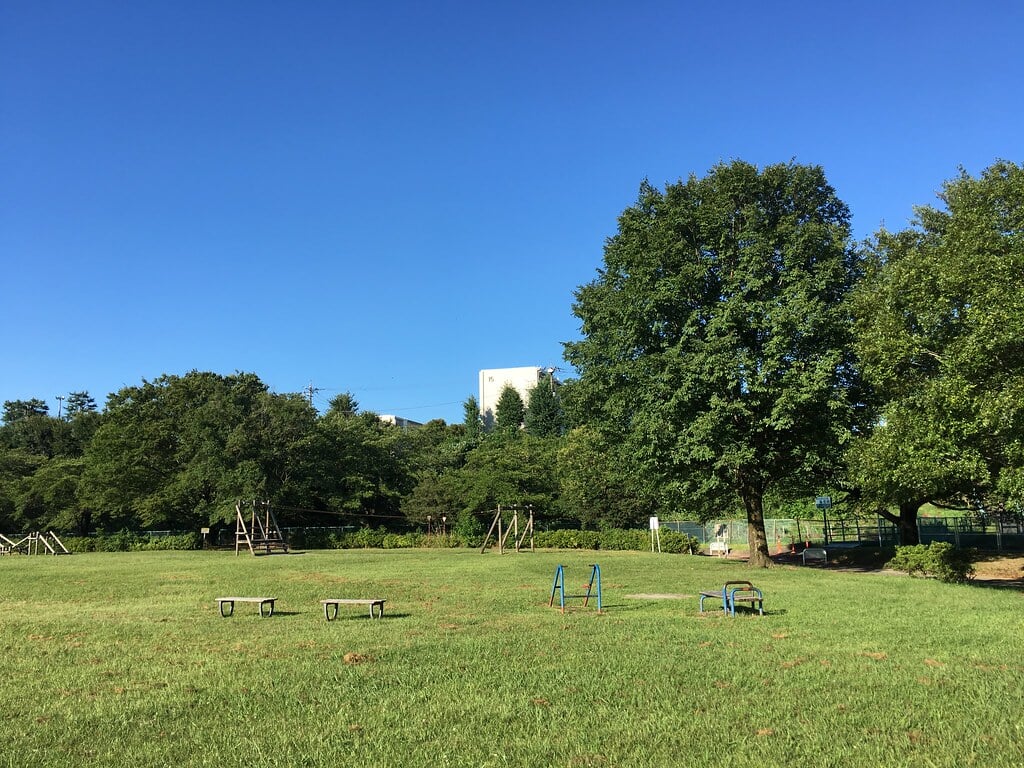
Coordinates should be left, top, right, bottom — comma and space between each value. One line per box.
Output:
0, 370, 582, 538
2, 160, 1021, 565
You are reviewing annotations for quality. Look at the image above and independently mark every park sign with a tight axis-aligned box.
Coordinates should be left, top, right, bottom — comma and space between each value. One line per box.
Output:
815, 496, 832, 510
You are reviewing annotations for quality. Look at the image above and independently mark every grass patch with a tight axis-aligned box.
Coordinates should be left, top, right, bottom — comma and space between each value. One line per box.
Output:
1, 550, 1022, 767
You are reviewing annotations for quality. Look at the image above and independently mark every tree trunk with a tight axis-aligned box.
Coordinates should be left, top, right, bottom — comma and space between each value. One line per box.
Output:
740, 487, 773, 568
877, 499, 923, 545
897, 500, 921, 545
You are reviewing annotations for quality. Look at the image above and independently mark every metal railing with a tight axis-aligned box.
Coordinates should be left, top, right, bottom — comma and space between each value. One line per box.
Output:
661, 517, 1024, 551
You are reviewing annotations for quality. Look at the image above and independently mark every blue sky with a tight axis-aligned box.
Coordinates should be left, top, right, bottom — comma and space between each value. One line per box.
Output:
2, 1, 1022, 423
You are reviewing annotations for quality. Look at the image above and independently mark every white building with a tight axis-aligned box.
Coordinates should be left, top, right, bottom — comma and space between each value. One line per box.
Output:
478, 366, 557, 426
378, 414, 423, 429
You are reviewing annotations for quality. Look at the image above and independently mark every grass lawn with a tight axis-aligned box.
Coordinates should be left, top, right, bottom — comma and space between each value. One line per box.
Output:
1, 549, 1022, 767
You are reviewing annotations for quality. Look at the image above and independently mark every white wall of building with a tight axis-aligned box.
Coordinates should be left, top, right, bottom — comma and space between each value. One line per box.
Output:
478, 366, 544, 424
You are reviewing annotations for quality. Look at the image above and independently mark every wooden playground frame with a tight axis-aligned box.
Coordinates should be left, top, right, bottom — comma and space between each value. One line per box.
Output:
234, 499, 289, 556
479, 504, 535, 554
0, 531, 71, 556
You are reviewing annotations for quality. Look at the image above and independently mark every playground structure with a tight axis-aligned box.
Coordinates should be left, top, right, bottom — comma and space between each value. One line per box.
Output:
549, 563, 603, 613
0, 531, 71, 556
479, 504, 535, 554
235, 499, 289, 556
699, 580, 764, 617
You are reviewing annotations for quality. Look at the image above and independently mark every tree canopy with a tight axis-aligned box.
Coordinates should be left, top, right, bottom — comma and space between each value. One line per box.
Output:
494, 385, 526, 433
524, 373, 565, 438
565, 160, 862, 566
850, 160, 1024, 541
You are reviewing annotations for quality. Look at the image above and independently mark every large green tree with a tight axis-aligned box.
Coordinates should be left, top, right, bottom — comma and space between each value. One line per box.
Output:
565, 161, 862, 566
80, 371, 317, 529
524, 373, 565, 437
64, 391, 98, 418
494, 385, 526, 433
462, 396, 482, 439
287, 395, 415, 526
2, 399, 49, 424
850, 161, 1024, 541
557, 425, 648, 529
453, 432, 561, 523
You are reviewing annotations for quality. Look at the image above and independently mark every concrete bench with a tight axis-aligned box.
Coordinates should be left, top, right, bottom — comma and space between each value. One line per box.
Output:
699, 581, 764, 617
802, 547, 828, 566
320, 598, 386, 621
216, 596, 276, 618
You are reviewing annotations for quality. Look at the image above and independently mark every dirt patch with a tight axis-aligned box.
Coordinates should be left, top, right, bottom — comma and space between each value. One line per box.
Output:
771, 550, 1024, 589
972, 555, 1024, 582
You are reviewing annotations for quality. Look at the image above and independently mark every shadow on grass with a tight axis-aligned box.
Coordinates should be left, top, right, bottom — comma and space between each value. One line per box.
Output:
969, 579, 1024, 591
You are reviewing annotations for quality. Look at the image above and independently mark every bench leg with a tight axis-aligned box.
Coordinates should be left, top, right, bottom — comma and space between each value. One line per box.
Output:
259, 600, 274, 618
370, 602, 384, 619
324, 602, 338, 621
219, 600, 234, 618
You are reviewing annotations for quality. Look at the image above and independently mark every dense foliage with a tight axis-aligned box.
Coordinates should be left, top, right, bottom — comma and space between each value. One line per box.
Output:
565, 161, 863, 565
850, 161, 1024, 541
3, 161, 1021, 558
885, 542, 976, 583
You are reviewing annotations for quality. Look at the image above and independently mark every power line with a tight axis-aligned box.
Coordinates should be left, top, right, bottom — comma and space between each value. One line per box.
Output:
275, 504, 410, 521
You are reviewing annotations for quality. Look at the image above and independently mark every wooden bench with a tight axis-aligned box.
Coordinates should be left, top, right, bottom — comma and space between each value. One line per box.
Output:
802, 547, 828, 566
216, 596, 276, 618
699, 581, 764, 617
320, 598, 386, 621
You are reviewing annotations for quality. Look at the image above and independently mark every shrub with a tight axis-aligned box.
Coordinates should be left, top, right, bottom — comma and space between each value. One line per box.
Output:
531, 528, 701, 554
660, 530, 702, 555
886, 542, 975, 583
60, 531, 201, 552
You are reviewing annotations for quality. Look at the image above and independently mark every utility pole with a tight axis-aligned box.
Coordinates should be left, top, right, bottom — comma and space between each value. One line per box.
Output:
55, 395, 64, 419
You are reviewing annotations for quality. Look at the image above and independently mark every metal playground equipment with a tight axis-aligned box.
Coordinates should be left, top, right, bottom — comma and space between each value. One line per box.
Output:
549, 563, 603, 613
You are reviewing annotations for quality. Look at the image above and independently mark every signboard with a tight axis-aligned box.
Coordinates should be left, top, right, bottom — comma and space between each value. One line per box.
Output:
814, 496, 832, 510
649, 516, 660, 530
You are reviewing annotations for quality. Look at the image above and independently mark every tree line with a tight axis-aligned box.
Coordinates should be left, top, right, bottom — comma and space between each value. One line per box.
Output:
2, 160, 1021, 564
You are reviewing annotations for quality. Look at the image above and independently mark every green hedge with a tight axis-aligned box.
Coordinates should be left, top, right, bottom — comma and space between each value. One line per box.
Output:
885, 542, 976, 583
56, 527, 702, 554
533, 528, 701, 554
63, 531, 202, 552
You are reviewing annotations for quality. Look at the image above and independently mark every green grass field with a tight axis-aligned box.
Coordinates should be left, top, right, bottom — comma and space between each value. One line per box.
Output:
2, 549, 1022, 767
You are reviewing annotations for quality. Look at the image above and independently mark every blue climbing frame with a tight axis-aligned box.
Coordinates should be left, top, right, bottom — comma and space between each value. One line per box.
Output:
549, 564, 603, 613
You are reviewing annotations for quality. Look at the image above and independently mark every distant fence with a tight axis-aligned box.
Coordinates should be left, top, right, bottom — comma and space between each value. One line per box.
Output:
661, 517, 1024, 552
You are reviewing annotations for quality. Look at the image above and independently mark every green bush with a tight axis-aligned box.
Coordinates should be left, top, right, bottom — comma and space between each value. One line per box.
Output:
60, 526, 702, 554
534, 529, 600, 550
61, 531, 202, 552
886, 542, 975, 583
660, 530, 702, 555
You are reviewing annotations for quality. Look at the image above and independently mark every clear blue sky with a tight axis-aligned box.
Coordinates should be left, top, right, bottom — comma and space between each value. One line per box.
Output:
2, 1, 1022, 423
